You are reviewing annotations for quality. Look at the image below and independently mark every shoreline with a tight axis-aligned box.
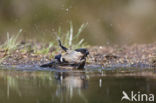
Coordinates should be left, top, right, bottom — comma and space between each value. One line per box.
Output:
0, 42, 156, 68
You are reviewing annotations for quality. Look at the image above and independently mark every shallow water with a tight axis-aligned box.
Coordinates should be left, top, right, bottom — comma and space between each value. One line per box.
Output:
0, 66, 156, 103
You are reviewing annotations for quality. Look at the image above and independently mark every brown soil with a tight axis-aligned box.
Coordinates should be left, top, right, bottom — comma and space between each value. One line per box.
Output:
1, 43, 156, 67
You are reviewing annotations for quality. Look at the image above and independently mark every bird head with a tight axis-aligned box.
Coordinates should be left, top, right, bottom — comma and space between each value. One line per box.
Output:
75, 48, 89, 57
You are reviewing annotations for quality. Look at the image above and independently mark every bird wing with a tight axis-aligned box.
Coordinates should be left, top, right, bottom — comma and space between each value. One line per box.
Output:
61, 51, 83, 64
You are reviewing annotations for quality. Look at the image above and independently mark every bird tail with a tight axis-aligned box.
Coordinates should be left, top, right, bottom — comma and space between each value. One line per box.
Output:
55, 33, 68, 52
58, 39, 68, 52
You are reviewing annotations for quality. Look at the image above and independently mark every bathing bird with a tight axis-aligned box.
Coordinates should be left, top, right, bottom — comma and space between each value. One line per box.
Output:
40, 39, 89, 69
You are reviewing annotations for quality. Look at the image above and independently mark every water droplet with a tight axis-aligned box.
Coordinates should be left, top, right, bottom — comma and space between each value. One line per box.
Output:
99, 78, 102, 88
66, 8, 69, 12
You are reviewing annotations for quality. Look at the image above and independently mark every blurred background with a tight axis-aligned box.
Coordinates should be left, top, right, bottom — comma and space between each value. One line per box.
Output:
0, 0, 156, 45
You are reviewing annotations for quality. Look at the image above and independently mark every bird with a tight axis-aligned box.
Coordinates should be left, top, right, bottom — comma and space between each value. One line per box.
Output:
40, 39, 89, 69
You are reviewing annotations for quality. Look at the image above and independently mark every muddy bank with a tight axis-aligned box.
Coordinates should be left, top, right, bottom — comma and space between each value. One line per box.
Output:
88, 43, 156, 67
1, 42, 156, 68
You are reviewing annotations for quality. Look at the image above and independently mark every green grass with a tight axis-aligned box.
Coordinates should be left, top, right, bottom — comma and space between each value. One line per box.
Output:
30, 22, 88, 55
0, 22, 88, 54
0, 29, 23, 63
1, 29, 22, 52
56, 22, 88, 49
0, 23, 88, 64
0, 22, 88, 57
34, 42, 54, 54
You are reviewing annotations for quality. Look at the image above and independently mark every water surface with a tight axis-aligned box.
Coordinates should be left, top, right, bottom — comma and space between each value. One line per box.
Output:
0, 66, 156, 103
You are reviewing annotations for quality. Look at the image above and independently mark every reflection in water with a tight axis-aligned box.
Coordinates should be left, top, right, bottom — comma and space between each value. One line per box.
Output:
0, 69, 156, 103
55, 72, 87, 88
7, 75, 22, 98
54, 72, 88, 103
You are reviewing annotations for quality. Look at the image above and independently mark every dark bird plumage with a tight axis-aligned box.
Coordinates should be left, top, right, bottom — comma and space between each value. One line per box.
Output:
40, 39, 89, 69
